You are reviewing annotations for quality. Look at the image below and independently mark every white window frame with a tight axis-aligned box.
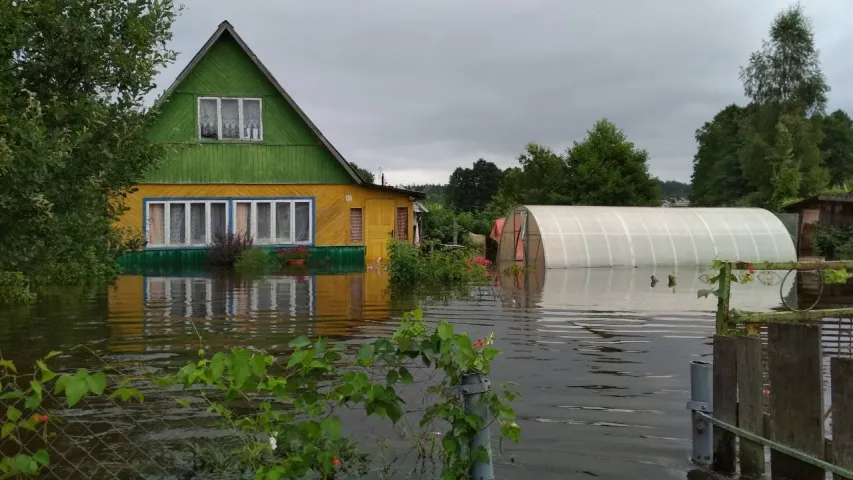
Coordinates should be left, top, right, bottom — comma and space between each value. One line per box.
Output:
197, 97, 263, 141
234, 199, 314, 245
146, 200, 230, 248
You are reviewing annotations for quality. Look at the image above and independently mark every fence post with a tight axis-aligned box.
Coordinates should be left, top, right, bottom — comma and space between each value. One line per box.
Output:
461, 372, 494, 480
687, 360, 713, 467
712, 336, 737, 474
736, 335, 765, 477
715, 262, 732, 334
768, 323, 824, 480
831, 357, 853, 480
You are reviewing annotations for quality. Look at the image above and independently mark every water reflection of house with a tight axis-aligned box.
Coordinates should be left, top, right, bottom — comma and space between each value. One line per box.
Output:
107, 272, 392, 352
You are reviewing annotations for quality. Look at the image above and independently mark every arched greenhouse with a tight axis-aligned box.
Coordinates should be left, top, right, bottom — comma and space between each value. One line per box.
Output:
497, 206, 797, 269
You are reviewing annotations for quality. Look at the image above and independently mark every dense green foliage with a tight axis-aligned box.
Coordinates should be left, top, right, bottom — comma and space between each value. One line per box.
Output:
0, 272, 35, 305
813, 224, 853, 260
2, 318, 520, 479
658, 179, 691, 199
234, 248, 275, 274
690, 4, 853, 210
447, 159, 505, 212
409, 119, 664, 249
388, 240, 489, 288
0, 0, 178, 284
350, 162, 375, 184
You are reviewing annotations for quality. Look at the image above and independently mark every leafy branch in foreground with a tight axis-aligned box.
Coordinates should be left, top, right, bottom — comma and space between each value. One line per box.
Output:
0, 351, 144, 477
159, 309, 520, 479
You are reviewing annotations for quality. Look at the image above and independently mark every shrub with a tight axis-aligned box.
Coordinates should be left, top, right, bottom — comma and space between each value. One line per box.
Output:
234, 248, 274, 274
813, 223, 853, 260
388, 240, 489, 289
0, 271, 36, 304
207, 232, 253, 266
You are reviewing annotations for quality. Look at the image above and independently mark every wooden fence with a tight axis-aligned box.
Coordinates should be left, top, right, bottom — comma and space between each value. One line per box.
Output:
696, 260, 853, 479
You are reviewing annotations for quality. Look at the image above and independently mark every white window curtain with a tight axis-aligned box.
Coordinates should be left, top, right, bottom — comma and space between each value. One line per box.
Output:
199, 99, 218, 139
295, 202, 310, 242
170, 204, 186, 244
243, 99, 261, 140
275, 202, 291, 242
220, 99, 240, 139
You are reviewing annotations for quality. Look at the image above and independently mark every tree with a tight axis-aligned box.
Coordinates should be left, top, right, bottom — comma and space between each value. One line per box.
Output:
691, 4, 834, 209
658, 180, 691, 200
740, 3, 828, 115
768, 121, 802, 211
819, 110, 853, 186
496, 143, 571, 206
350, 162, 375, 184
566, 119, 662, 206
0, 0, 178, 283
690, 105, 754, 206
402, 184, 447, 203
739, 4, 829, 203
446, 159, 504, 212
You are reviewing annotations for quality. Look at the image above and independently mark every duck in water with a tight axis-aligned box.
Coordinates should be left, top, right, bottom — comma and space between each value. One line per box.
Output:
650, 275, 659, 287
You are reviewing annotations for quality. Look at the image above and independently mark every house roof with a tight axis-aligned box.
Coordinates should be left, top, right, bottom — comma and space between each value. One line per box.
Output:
785, 193, 853, 211
153, 20, 424, 199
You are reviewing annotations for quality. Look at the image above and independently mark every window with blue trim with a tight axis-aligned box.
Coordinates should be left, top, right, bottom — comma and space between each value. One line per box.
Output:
146, 198, 313, 247
234, 199, 313, 245
147, 200, 228, 247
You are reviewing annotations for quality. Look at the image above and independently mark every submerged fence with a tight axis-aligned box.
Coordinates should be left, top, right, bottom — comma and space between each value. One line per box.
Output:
690, 260, 853, 479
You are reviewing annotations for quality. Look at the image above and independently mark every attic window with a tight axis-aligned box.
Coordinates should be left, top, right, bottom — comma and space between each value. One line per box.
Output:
198, 97, 263, 141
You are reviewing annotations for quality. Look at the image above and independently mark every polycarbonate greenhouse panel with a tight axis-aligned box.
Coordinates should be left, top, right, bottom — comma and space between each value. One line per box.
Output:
509, 206, 796, 268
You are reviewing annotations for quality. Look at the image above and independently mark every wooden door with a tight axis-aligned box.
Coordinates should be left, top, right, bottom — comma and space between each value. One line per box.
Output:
365, 199, 395, 263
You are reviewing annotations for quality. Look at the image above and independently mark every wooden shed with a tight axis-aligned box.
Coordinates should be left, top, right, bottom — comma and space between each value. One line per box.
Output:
785, 194, 853, 257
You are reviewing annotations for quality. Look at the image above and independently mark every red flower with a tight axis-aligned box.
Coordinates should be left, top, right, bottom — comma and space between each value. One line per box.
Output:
333, 457, 341, 467
474, 339, 485, 348
749, 267, 756, 274
763, 389, 770, 396
40, 415, 48, 422
32, 414, 40, 423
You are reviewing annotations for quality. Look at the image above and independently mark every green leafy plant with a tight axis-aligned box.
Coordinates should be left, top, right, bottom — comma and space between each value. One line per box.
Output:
158, 309, 520, 479
814, 223, 853, 260
388, 240, 489, 290
0, 351, 144, 477
234, 248, 275, 274
0, 2, 180, 285
0, 271, 36, 305
697, 259, 756, 299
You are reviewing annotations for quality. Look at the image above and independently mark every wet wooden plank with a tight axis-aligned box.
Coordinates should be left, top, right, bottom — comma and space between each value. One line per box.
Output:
736, 336, 764, 477
831, 357, 853, 480
712, 335, 737, 474
768, 323, 824, 480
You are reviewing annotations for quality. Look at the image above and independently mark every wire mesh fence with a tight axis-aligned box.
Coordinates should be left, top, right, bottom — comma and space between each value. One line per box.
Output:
0, 345, 467, 480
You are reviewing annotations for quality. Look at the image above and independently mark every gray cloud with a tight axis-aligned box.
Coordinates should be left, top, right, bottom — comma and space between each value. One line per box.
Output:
157, 0, 853, 185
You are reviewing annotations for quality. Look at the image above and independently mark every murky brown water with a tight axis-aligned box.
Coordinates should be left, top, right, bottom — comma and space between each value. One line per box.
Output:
1, 267, 850, 479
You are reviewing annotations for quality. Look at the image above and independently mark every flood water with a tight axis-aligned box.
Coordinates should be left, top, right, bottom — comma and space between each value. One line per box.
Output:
1, 267, 850, 479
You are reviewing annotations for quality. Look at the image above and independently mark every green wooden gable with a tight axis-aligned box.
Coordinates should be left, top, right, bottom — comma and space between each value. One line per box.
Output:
145, 21, 363, 185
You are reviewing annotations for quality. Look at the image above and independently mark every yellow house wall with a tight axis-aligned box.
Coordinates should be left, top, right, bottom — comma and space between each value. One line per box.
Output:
119, 184, 414, 248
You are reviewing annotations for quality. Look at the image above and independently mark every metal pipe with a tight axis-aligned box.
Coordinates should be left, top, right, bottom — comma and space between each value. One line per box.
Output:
687, 360, 713, 467
461, 373, 494, 480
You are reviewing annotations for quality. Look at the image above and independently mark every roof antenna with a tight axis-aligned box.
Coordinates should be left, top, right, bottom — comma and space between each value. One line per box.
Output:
379, 167, 385, 186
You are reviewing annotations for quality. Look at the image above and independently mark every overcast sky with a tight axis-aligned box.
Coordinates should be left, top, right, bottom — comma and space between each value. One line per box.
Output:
155, 0, 853, 186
